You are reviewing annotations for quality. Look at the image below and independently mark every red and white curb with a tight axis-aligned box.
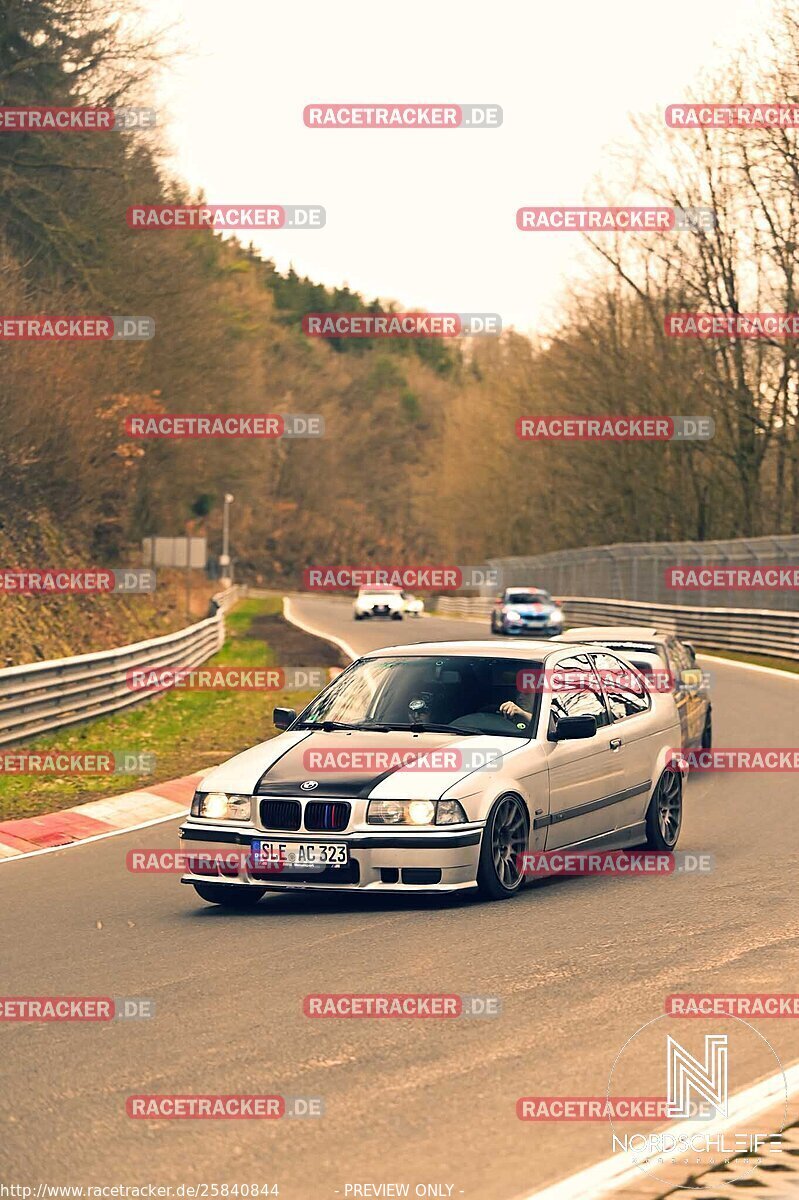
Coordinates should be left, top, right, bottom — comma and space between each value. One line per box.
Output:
0, 771, 202, 863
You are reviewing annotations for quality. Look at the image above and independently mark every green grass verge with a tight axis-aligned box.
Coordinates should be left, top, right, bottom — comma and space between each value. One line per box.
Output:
0, 596, 316, 822
695, 647, 799, 674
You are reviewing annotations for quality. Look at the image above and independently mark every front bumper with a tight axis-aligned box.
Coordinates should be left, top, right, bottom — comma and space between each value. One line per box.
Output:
504, 622, 562, 637
178, 821, 483, 893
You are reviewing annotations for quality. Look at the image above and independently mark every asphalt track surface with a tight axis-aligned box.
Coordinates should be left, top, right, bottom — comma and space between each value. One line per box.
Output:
2, 595, 798, 1198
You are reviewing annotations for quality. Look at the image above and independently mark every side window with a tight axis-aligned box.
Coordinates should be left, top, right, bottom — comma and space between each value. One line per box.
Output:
671, 639, 692, 672
548, 654, 610, 730
665, 638, 687, 681
592, 652, 651, 721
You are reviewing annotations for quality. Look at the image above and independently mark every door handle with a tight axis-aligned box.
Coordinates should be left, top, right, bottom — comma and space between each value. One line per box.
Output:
609, 737, 622, 750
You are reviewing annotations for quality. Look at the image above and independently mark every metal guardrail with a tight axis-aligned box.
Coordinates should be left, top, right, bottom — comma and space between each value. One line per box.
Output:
0, 585, 246, 747
437, 595, 799, 660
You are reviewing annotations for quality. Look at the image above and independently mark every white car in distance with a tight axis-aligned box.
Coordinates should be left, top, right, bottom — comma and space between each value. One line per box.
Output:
353, 586, 405, 620
402, 591, 425, 617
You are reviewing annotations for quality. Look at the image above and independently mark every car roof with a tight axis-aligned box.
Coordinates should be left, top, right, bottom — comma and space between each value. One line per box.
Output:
360, 639, 591, 660
560, 625, 664, 643
504, 586, 548, 593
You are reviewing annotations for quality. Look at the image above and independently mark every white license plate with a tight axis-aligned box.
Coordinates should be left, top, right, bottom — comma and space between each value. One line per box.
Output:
251, 840, 349, 868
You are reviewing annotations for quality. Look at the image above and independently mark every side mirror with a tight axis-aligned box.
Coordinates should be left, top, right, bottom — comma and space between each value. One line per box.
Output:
273, 707, 297, 731
683, 641, 697, 661
549, 714, 597, 742
494, 595, 503, 605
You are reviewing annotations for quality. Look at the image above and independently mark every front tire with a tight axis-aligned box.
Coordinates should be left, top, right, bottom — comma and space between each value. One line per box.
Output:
476, 794, 529, 900
392, 612, 403, 620
192, 883, 266, 908
644, 769, 682, 851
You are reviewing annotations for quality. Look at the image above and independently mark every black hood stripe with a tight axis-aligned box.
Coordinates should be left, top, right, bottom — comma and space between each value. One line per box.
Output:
255, 733, 460, 798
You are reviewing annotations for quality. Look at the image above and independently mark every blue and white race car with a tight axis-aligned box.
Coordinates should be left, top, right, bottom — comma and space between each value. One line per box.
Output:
490, 587, 564, 637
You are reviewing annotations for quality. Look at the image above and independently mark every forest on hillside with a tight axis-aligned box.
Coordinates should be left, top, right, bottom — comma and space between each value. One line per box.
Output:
3, 0, 799, 584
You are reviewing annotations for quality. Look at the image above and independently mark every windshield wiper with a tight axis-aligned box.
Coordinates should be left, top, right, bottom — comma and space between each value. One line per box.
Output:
296, 720, 478, 735
295, 720, 361, 731
384, 722, 479, 735
296, 720, 393, 732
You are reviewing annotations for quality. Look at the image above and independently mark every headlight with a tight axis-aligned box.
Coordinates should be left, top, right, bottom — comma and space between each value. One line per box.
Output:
367, 798, 468, 826
436, 799, 468, 825
191, 791, 252, 821
548, 608, 563, 623
504, 608, 522, 622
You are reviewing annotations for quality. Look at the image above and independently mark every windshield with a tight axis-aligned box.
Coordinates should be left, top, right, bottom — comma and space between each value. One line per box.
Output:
505, 591, 551, 605
297, 655, 543, 738
599, 640, 667, 664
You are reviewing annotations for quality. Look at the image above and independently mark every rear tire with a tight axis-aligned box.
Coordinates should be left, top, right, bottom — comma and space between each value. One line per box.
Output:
192, 883, 266, 908
392, 612, 403, 620
644, 770, 682, 851
476, 794, 529, 900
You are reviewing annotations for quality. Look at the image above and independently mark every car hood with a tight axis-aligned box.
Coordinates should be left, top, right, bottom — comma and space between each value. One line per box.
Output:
504, 602, 555, 615
198, 728, 528, 801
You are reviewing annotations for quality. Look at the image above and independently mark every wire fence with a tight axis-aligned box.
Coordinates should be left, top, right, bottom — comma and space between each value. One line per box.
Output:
483, 535, 799, 611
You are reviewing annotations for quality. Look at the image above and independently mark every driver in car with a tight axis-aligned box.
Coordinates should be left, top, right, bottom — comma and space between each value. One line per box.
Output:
499, 697, 533, 724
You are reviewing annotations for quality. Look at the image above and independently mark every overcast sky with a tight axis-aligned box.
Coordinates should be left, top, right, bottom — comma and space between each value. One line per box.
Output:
139, 0, 772, 335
